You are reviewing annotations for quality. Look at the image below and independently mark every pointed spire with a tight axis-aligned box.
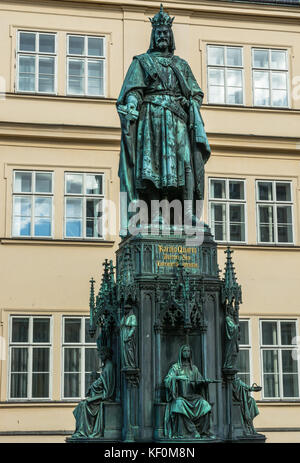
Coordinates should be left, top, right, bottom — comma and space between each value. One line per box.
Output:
222, 247, 242, 307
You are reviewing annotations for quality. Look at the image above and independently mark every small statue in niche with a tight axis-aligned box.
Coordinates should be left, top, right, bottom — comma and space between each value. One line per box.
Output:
223, 303, 240, 370
164, 344, 218, 439
120, 304, 137, 369
233, 376, 261, 435
71, 343, 115, 439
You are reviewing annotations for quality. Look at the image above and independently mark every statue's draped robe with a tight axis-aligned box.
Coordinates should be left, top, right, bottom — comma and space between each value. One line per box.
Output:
233, 377, 259, 432
120, 312, 137, 368
117, 52, 211, 203
72, 359, 115, 438
164, 354, 211, 438
223, 314, 240, 369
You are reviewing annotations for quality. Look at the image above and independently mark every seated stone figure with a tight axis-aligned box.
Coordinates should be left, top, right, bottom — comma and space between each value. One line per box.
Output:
71, 345, 115, 439
232, 376, 260, 435
164, 344, 214, 439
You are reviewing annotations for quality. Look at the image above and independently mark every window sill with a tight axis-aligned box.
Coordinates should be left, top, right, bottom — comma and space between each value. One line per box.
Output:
257, 399, 300, 404
9, 92, 115, 103
0, 237, 115, 246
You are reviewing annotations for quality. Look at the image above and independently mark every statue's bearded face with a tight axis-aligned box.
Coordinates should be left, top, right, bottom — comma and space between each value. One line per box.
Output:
182, 346, 191, 360
154, 26, 171, 51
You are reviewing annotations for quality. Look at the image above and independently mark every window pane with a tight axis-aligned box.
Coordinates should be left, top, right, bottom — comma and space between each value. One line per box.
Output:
33, 348, 50, 372
66, 174, 83, 194
13, 197, 31, 217
207, 46, 224, 66
262, 322, 278, 345
237, 349, 250, 375
13, 216, 31, 237
239, 321, 249, 345
272, 72, 287, 90
229, 181, 244, 200
66, 219, 82, 237
64, 319, 81, 343
86, 199, 102, 237
10, 373, 28, 398
226, 87, 243, 105
39, 34, 55, 53
210, 179, 226, 199
254, 88, 270, 106
15, 172, 32, 193
277, 206, 292, 225
69, 36, 85, 55
38, 57, 55, 93
283, 374, 299, 398
263, 373, 280, 398
230, 223, 244, 242
68, 59, 84, 76
12, 318, 29, 342
18, 74, 35, 92
263, 349, 279, 373
271, 50, 287, 70
259, 205, 273, 225
276, 183, 291, 202
86, 174, 103, 195
88, 78, 103, 96
34, 218, 51, 237
211, 203, 226, 241
253, 71, 269, 89
282, 350, 298, 373
11, 347, 28, 371
230, 204, 244, 223
208, 86, 225, 104
34, 197, 52, 218
33, 318, 50, 342
88, 60, 103, 78
229, 204, 245, 241
32, 373, 49, 398
281, 322, 296, 346
66, 198, 82, 218
85, 348, 99, 372
226, 69, 242, 87
88, 37, 104, 57
208, 68, 224, 86
19, 32, 36, 52
64, 348, 80, 372
258, 182, 273, 201
226, 47, 242, 67
253, 49, 269, 68
64, 373, 80, 397
35, 173, 52, 193
68, 77, 84, 95
19, 56, 35, 74
272, 89, 288, 107
86, 199, 102, 219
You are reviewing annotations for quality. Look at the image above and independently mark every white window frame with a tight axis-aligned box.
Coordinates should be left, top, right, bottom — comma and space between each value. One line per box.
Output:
64, 172, 104, 240
206, 44, 244, 106
260, 319, 300, 400
8, 315, 52, 401
16, 30, 57, 94
61, 316, 99, 400
252, 48, 289, 108
237, 319, 252, 387
208, 177, 247, 244
66, 34, 106, 97
256, 180, 294, 245
12, 170, 54, 238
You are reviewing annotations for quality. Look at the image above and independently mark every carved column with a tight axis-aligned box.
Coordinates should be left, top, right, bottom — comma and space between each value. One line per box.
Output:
223, 368, 238, 441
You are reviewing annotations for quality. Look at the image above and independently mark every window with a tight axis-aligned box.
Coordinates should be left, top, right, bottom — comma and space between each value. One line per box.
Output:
207, 45, 243, 105
252, 48, 288, 107
62, 317, 99, 399
17, 31, 56, 94
256, 180, 293, 244
67, 35, 105, 96
237, 320, 251, 386
209, 178, 246, 242
64, 173, 104, 239
12, 171, 53, 237
260, 320, 299, 399
9, 316, 51, 399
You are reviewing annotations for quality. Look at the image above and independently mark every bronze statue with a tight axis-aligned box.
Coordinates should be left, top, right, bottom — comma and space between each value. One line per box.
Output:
164, 345, 218, 439
120, 304, 137, 368
117, 4, 210, 227
233, 376, 261, 435
71, 345, 115, 439
223, 304, 240, 370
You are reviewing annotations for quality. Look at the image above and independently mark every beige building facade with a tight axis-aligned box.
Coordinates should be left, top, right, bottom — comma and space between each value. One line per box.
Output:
0, 0, 300, 443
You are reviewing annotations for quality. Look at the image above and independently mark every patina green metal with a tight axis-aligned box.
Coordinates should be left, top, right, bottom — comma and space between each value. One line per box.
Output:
117, 4, 210, 227
67, 5, 265, 444
70, 345, 115, 440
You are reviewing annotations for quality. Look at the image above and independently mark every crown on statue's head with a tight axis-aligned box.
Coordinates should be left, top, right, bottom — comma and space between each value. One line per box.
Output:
149, 4, 175, 28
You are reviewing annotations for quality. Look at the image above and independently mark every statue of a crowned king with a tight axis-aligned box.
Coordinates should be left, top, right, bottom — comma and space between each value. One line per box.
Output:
117, 4, 211, 228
